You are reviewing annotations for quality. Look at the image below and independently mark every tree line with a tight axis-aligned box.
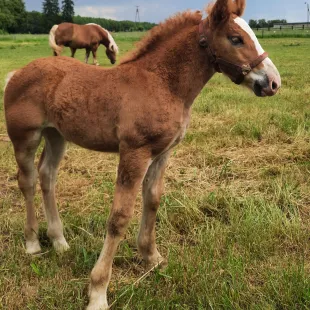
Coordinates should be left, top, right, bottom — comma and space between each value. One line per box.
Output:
0, 0, 156, 34
249, 19, 287, 29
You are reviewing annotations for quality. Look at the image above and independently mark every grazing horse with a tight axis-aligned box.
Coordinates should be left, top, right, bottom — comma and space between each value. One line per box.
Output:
4, 0, 281, 309
49, 22, 119, 65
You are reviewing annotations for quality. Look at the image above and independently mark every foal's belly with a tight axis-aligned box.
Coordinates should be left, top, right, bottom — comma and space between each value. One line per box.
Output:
70, 133, 120, 153
48, 119, 120, 153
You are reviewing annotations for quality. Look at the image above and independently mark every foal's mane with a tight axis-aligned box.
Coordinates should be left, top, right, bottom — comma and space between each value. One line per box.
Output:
120, 10, 202, 64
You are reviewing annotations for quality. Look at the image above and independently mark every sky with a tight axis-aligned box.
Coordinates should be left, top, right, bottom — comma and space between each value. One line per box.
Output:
24, 0, 308, 23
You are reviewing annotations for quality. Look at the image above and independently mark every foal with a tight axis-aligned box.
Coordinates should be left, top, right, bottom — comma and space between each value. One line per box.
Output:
49, 22, 119, 65
4, 0, 281, 309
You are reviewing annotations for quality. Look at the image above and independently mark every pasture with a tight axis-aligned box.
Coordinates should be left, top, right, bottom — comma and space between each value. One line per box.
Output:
0, 32, 310, 309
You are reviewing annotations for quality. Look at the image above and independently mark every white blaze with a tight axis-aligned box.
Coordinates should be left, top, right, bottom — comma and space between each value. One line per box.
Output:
233, 17, 281, 86
234, 17, 265, 55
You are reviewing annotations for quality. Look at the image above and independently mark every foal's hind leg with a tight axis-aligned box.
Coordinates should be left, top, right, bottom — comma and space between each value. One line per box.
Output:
13, 130, 42, 254
138, 151, 170, 268
38, 128, 69, 253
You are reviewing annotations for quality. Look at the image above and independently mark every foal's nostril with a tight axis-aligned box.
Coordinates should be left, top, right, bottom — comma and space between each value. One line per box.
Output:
271, 81, 278, 90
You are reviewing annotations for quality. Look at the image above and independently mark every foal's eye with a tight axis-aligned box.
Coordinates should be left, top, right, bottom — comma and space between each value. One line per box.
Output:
229, 36, 244, 46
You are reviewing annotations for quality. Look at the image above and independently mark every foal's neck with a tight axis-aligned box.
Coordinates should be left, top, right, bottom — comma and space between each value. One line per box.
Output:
133, 25, 215, 108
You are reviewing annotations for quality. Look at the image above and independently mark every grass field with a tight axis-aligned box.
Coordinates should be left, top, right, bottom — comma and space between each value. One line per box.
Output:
253, 29, 310, 38
1, 33, 310, 310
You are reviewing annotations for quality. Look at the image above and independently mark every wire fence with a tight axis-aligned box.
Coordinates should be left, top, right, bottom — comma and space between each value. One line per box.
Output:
253, 26, 310, 38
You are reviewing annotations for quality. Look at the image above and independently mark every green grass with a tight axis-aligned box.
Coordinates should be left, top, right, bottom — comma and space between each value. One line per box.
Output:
254, 29, 310, 38
1, 33, 310, 310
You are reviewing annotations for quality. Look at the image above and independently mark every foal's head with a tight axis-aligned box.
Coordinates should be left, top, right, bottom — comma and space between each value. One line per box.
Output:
201, 0, 281, 96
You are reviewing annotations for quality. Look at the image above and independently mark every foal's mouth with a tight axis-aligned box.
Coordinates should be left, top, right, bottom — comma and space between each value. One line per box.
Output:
253, 76, 280, 97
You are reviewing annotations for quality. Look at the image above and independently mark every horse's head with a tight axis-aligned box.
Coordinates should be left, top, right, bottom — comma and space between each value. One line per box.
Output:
106, 45, 118, 65
200, 0, 281, 97
92, 25, 119, 65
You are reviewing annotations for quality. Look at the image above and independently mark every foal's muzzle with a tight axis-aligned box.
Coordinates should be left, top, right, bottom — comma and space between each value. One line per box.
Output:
254, 76, 280, 97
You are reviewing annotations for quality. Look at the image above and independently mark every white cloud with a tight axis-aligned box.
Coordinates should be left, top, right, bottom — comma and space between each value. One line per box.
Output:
74, 3, 180, 23
75, 6, 121, 20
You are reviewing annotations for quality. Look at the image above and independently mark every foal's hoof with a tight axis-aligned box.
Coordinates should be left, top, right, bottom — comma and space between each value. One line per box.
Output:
145, 256, 168, 271
86, 304, 108, 310
87, 287, 109, 310
26, 240, 41, 255
53, 237, 70, 253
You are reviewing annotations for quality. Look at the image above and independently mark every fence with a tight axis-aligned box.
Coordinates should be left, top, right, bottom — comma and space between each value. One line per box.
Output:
273, 23, 310, 30
253, 26, 310, 38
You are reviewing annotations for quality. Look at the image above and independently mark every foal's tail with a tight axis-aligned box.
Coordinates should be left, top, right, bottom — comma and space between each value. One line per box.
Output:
49, 25, 62, 56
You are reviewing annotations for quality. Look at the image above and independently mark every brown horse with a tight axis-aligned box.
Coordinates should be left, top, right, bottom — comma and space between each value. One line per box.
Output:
4, 0, 281, 309
49, 22, 119, 65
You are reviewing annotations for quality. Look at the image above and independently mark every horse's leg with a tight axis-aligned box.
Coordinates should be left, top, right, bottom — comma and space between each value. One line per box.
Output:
70, 47, 76, 58
138, 151, 170, 268
12, 130, 42, 254
85, 48, 91, 64
38, 128, 69, 253
92, 48, 99, 66
87, 147, 152, 310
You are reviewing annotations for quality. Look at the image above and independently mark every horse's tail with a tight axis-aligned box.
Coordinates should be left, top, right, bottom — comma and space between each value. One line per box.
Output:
49, 25, 62, 56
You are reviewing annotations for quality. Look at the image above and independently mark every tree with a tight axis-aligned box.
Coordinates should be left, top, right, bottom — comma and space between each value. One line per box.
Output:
0, 0, 26, 33
258, 19, 268, 28
0, 0, 13, 32
249, 19, 258, 28
62, 0, 74, 22
248, 19, 288, 29
26, 11, 45, 33
42, 0, 60, 31
267, 19, 287, 28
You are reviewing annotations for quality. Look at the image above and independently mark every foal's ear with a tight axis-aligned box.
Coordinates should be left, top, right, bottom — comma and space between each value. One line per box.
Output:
208, 0, 231, 28
233, 0, 246, 16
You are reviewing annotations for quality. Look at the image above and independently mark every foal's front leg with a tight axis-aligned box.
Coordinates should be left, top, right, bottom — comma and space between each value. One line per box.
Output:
138, 151, 170, 268
87, 147, 152, 310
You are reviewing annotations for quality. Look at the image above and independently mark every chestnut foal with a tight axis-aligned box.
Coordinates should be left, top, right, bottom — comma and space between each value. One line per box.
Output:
4, 0, 281, 309
49, 22, 119, 65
